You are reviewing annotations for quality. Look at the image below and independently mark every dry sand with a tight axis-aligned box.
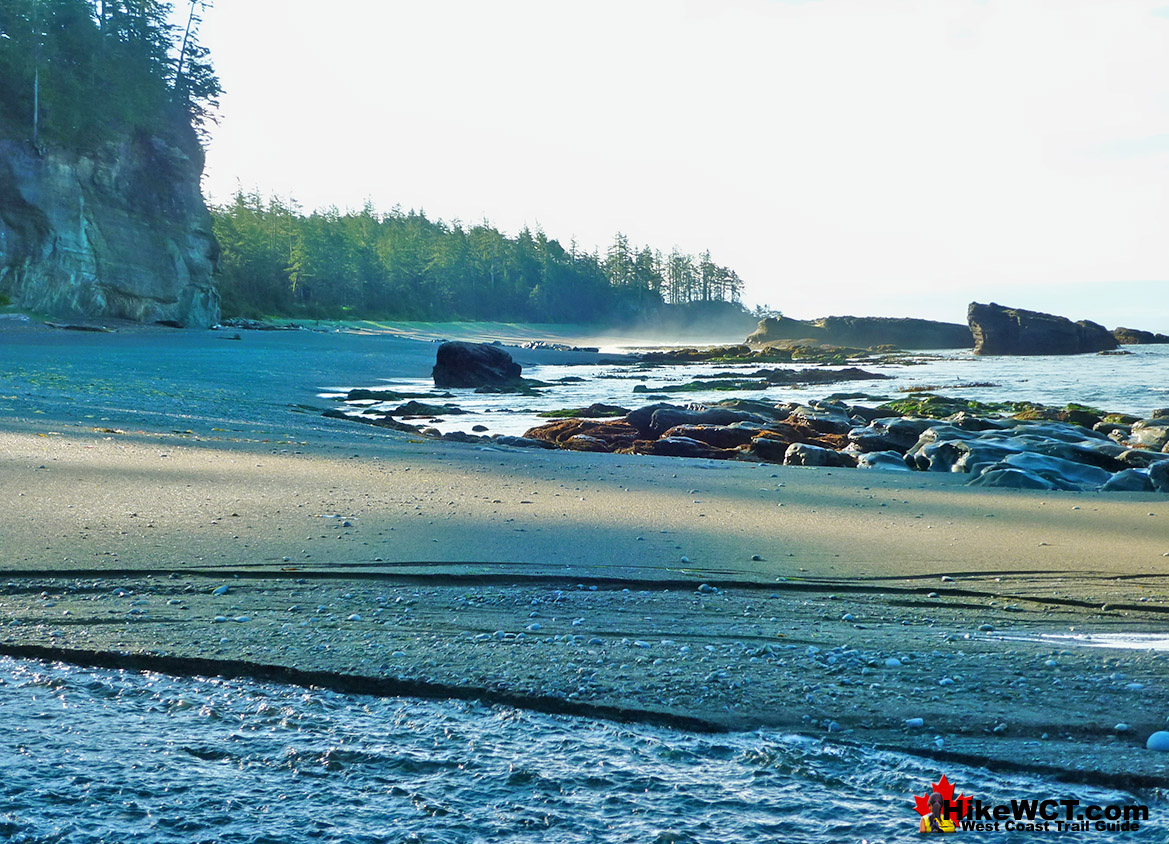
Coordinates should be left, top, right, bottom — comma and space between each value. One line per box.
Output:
1, 320, 1167, 788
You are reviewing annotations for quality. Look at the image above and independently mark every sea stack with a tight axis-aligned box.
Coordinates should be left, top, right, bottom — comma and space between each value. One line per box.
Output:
967, 302, 1119, 355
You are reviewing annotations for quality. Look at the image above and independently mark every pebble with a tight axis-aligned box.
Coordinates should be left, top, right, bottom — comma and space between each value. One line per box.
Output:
1114, 723, 1130, 733
233, 615, 250, 623
680, 556, 691, 564
978, 624, 995, 632
993, 722, 1008, 733
212, 616, 227, 624
885, 657, 902, 668
525, 622, 542, 631
347, 614, 362, 622
212, 585, 230, 596
697, 583, 717, 594
841, 613, 855, 622
905, 717, 924, 728
938, 677, 954, 686
1146, 731, 1169, 751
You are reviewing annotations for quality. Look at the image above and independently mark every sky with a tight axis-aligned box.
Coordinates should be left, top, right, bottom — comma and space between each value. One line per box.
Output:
195, 0, 1169, 330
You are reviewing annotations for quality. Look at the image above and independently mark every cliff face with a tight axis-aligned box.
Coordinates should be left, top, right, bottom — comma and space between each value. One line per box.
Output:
745, 315, 972, 350
0, 134, 219, 327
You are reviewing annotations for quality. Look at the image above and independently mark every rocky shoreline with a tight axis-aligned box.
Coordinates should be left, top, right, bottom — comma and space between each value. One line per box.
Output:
2, 323, 1168, 793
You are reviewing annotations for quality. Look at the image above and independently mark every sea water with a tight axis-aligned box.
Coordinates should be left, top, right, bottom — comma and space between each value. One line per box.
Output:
1, 657, 1163, 843
332, 344, 1169, 438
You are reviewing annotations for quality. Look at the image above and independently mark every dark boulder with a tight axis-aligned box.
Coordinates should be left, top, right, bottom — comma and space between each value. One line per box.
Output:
967, 302, 1119, 355
433, 341, 522, 388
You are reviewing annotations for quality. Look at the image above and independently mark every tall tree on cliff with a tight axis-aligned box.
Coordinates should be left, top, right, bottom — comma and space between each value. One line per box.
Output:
0, 0, 220, 149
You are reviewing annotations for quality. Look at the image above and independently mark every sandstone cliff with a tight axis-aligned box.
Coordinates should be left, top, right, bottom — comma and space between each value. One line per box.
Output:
0, 133, 219, 327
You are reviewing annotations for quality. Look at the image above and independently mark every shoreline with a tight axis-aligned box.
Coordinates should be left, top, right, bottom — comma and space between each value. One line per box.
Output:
1, 322, 1167, 791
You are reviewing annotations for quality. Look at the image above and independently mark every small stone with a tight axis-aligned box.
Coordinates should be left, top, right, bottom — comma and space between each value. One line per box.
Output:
940, 576, 954, 582
212, 585, 230, 596
680, 556, 691, 564
905, 717, 924, 728
826, 720, 842, 732
1114, 723, 1130, 733
212, 616, 227, 624
938, 677, 954, 686
885, 657, 902, 668
978, 624, 995, 632
347, 613, 362, 622
525, 622, 542, 632
750, 554, 763, 561
1146, 731, 1169, 751
993, 722, 1008, 733
632, 640, 651, 649
697, 583, 717, 594
934, 737, 945, 749
233, 615, 250, 623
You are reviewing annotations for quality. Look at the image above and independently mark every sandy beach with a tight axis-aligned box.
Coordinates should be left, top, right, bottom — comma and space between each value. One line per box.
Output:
1, 320, 1167, 789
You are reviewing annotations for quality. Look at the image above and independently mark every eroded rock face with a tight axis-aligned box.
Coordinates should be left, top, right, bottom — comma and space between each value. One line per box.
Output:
432, 342, 523, 388
0, 137, 219, 327
967, 302, 1119, 356
1113, 327, 1169, 345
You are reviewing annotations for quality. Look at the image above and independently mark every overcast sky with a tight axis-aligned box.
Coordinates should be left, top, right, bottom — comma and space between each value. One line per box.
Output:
196, 0, 1169, 330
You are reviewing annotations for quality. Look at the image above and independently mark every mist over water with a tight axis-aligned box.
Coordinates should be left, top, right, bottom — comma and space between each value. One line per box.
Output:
1, 658, 1162, 843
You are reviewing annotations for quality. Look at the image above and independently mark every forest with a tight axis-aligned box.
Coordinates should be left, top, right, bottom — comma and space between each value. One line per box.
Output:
0, 0, 219, 150
0, 0, 753, 326
212, 193, 750, 324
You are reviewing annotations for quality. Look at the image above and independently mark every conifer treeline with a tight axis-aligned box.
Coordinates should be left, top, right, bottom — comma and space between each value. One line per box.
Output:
0, 0, 219, 150
212, 191, 747, 323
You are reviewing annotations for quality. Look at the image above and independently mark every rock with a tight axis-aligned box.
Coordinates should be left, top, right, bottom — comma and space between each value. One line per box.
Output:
967, 468, 1058, 490
1113, 327, 1169, 345
847, 417, 934, 453
1130, 420, 1169, 451
905, 717, 924, 728
645, 406, 767, 438
967, 302, 1119, 355
490, 435, 559, 450
211, 585, 230, 596
0, 136, 219, 327
523, 418, 640, 451
658, 424, 758, 450
855, 450, 913, 471
389, 400, 467, 417
1150, 460, 1169, 493
784, 443, 856, 468
1117, 449, 1166, 469
745, 315, 972, 349
1101, 469, 1153, 493
995, 452, 1113, 489
785, 402, 855, 435
432, 341, 522, 388
634, 436, 730, 460
1146, 731, 1169, 751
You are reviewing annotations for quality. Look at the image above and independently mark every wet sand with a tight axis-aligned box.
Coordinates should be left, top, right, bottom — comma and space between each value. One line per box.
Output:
1, 320, 1167, 788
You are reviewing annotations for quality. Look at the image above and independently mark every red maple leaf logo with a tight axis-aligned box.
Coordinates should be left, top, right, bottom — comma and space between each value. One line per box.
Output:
913, 774, 971, 820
